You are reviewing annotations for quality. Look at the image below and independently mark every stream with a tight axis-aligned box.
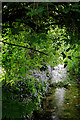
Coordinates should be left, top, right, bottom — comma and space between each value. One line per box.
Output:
31, 64, 80, 120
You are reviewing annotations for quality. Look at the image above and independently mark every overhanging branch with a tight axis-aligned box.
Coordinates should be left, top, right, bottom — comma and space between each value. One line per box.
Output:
0, 40, 47, 55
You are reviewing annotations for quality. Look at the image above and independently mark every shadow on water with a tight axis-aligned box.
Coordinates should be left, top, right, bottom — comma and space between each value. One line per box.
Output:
31, 64, 80, 120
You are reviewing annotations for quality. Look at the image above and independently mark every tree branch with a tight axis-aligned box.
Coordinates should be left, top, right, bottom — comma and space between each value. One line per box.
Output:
0, 40, 47, 55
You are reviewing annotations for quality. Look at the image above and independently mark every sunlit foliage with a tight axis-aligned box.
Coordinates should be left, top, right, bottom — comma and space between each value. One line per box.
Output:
1, 2, 80, 119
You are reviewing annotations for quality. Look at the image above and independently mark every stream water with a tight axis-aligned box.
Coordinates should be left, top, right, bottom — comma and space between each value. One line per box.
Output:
31, 64, 80, 120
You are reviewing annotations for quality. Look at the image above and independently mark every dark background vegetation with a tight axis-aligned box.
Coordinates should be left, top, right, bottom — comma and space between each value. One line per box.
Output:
1, 2, 80, 119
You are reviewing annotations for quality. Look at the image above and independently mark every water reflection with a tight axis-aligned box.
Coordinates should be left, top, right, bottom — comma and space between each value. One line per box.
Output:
54, 88, 65, 114
55, 88, 65, 107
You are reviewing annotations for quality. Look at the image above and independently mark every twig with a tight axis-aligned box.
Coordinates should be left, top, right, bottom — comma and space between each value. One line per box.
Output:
0, 40, 47, 55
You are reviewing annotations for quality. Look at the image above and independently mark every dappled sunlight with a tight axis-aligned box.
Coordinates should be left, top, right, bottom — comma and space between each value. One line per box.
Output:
2, 2, 80, 120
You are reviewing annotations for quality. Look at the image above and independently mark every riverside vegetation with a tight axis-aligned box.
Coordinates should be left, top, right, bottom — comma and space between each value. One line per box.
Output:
1, 2, 80, 119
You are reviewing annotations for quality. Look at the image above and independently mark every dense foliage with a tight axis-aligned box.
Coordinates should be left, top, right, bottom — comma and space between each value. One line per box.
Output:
1, 2, 80, 119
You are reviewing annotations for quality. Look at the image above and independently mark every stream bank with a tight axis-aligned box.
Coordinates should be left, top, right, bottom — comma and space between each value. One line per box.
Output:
31, 64, 80, 120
